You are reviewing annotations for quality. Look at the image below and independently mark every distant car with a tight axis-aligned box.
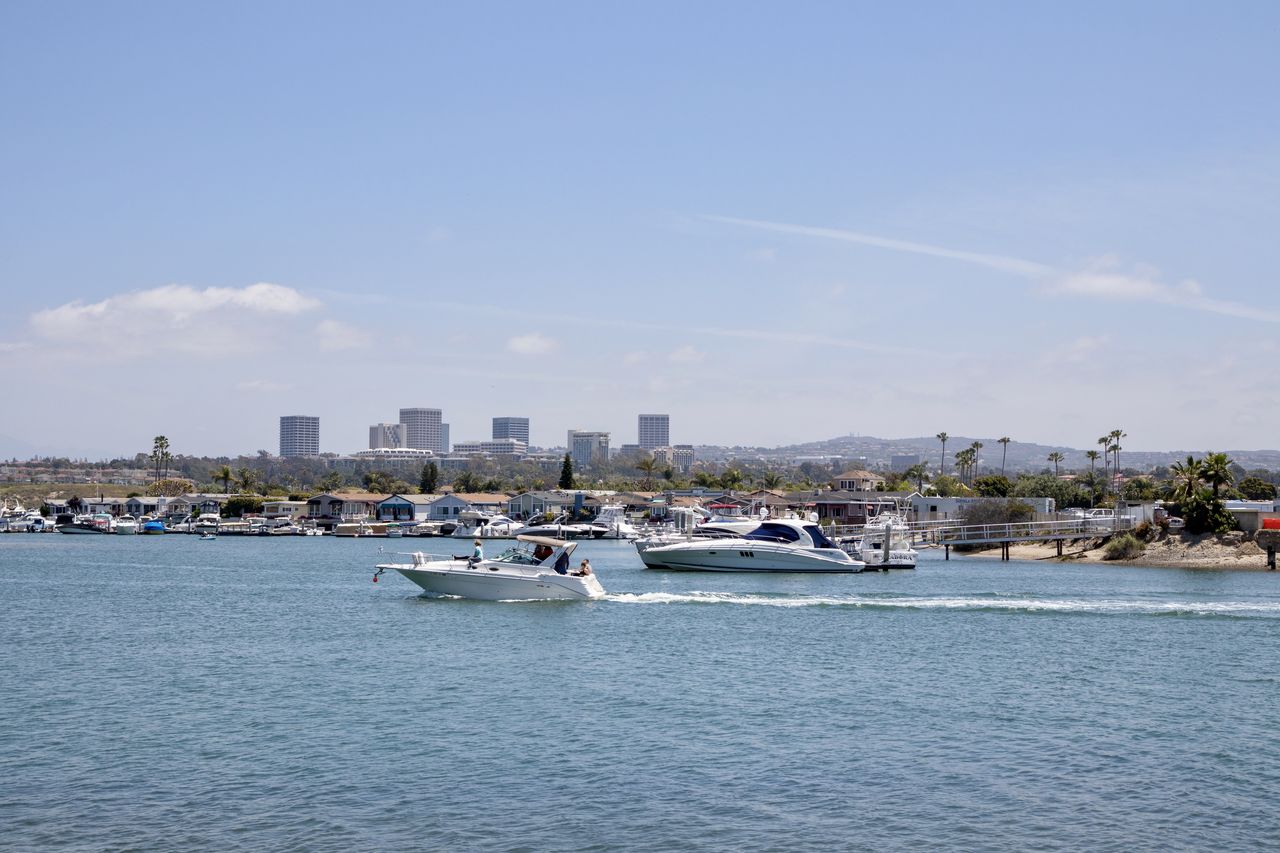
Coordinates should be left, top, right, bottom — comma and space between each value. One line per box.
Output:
1167, 517, 1185, 531
1060, 508, 1085, 519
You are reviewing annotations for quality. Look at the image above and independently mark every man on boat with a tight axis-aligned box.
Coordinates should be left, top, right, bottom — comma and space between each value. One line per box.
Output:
469, 539, 483, 566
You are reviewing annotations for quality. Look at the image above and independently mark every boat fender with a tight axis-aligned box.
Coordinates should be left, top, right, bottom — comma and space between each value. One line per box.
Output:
373, 567, 385, 583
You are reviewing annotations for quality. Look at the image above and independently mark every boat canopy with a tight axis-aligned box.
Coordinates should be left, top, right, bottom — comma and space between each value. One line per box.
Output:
516, 534, 578, 553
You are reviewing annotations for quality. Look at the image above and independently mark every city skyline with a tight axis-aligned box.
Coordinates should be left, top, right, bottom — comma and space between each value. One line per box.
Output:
2, 4, 1279, 459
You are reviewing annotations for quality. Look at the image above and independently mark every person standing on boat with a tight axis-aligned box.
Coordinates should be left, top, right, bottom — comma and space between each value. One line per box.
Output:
470, 539, 484, 566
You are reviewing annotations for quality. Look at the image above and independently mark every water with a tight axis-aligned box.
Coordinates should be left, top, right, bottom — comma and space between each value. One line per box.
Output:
3, 535, 1280, 851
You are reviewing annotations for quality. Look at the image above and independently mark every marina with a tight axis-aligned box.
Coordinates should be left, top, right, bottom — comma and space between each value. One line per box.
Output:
4, 533, 1280, 850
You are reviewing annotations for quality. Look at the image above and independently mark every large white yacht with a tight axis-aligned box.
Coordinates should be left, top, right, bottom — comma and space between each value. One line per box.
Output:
636, 518, 865, 572
584, 504, 641, 539
450, 510, 521, 538
847, 513, 918, 569
375, 535, 605, 600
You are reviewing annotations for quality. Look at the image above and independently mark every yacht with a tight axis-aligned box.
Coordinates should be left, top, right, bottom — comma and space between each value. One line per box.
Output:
636, 518, 865, 572
845, 513, 918, 569
450, 510, 521, 538
193, 513, 221, 534
115, 516, 140, 535
140, 517, 168, 534
514, 513, 594, 539
375, 535, 605, 601
56, 512, 115, 534
584, 504, 641, 540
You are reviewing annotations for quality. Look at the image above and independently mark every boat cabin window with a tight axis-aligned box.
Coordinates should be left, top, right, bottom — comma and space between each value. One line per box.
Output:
743, 522, 802, 544
804, 525, 839, 549
493, 546, 541, 565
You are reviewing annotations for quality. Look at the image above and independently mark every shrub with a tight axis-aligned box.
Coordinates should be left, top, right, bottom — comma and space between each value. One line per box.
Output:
1182, 492, 1238, 535
1131, 520, 1154, 541
1103, 533, 1145, 560
960, 498, 1035, 526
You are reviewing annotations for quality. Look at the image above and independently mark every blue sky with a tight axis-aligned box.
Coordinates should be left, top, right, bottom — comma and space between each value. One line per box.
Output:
2, 1, 1278, 458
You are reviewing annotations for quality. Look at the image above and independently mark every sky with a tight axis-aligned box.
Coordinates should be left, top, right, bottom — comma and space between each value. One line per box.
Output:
2, 1, 1279, 459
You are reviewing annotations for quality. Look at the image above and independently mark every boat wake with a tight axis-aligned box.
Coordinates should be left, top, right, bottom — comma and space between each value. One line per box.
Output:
603, 591, 1280, 618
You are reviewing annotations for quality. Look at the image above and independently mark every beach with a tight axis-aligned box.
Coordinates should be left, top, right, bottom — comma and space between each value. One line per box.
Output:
962, 531, 1274, 571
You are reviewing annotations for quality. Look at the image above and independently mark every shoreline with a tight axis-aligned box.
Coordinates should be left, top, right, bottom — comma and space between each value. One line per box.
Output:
956, 532, 1275, 571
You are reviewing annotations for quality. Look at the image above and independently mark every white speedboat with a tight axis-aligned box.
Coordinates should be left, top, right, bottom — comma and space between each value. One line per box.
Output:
450, 511, 521, 538
636, 518, 865, 572
585, 504, 641, 540
193, 513, 221, 534
375, 535, 605, 601
847, 513, 917, 569
514, 513, 594, 539
56, 513, 115, 534
115, 517, 140, 535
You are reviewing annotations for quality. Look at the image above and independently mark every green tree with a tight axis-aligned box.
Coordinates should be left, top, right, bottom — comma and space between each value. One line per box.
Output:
222, 496, 264, 518
318, 472, 344, 492
904, 463, 928, 492
558, 454, 574, 490
974, 474, 1012, 497
420, 462, 440, 494
1109, 428, 1127, 480
1238, 476, 1277, 500
1047, 452, 1064, 478
1097, 435, 1112, 492
1201, 452, 1235, 498
929, 475, 965, 497
452, 471, 482, 493
1121, 477, 1158, 501
1085, 450, 1100, 480
151, 435, 171, 483
760, 471, 785, 490
635, 456, 660, 491
936, 432, 949, 476
998, 437, 1011, 476
693, 471, 717, 489
954, 448, 976, 484
1168, 456, 1203, 503
970, 441, 984, 476
213, 465, 235, 494
363, 471, 395, 493
237, 467, 257, 495
718, 468, 745, 490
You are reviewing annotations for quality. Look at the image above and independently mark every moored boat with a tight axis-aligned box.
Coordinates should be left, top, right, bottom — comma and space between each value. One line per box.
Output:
636, 518, 865, 572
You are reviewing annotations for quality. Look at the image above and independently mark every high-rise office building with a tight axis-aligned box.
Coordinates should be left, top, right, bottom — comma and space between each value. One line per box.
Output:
369, 423, 405, 449
493, 416, 530, 445
567, 430, 610, 468
399, 408, 446, 454
279, 415, 320, 458
638, 414, 670, 449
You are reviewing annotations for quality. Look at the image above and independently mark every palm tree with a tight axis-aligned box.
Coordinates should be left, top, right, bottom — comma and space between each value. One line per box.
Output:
1109, 428, 1126, 482
1201, 452, 1234, 498
1085, 450, 1099, 477
236, 467, 257, 495
1048, 452, 1065, 478
214, 465, 234, 494
955, 448, 975, 485
151, 435, 171, 483
904, 463, 928, 492
936, 432, 949, 476
635, 456, 660, 491
1097, 435, 1112, 492
719, 468, 745, 491
1169, 456, 1203, 503
970, 441, 983, 478
760, 471, 785, 490
998, 437, 1011, 476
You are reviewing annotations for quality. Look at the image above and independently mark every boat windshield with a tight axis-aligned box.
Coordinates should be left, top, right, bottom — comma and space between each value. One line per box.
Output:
493, 546, 542, 565
804, 525, 839, 549
743, 522, 802, 544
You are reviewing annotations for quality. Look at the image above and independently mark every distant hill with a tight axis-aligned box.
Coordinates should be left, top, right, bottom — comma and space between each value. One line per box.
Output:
758, 434, 1280, 474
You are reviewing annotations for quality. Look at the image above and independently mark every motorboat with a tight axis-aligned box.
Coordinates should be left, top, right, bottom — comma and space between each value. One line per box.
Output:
636, 518, 865, 572
140, 517, 167, 534
375, 535, 605, 601
514, 513, 594, 539
199, 532, 217, 541
115, 517, 140, 535
450, 510, 521, 538
335, 521, 386, 537
193, 513, 221, 534
584, 504, 641, 540
56, 513, 115, 534
844, 513, 917, 569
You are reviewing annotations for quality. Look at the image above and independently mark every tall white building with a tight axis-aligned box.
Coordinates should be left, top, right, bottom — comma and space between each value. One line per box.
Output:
567, 430, 610, 468
279, 415, 320, 458
493, 416, 530, 445
369, 423, 405, 449
638, 414, 670, 449
399, 408, 447, 454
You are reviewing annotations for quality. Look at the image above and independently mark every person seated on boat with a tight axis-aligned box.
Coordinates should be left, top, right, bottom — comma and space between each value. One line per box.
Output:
573, 558, 592, 577
469, 539, 484, 566
532, 543, 553, 562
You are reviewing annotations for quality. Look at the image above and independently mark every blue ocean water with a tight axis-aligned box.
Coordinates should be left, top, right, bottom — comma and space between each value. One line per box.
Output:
3, 534, 1280, 851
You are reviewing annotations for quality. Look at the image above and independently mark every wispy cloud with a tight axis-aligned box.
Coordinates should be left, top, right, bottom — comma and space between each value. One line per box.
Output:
668, 344, 706, 364
705, 214, 1280, 324
236, 378, 292, 392
315, 319, 370, 351
507, 333, 558, 355
30, 282, 324, 354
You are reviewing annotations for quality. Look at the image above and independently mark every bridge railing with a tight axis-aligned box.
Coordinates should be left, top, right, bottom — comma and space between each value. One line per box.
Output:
933, 517, 1133, 545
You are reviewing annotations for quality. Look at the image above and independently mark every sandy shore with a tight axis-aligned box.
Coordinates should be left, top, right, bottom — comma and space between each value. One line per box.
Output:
959, 532, 1276, 571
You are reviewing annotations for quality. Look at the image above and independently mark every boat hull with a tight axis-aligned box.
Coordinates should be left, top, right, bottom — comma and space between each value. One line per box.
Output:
390, 564, 604, 600
638, 540, 865, 573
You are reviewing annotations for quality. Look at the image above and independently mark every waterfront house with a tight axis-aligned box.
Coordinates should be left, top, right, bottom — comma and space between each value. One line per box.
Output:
506, 491, 576, 520
306, 492, 391, 525
376, 494, 438, 522
124, 496, 160, 517
832, 470, 887, 492
262, 500, 307, 520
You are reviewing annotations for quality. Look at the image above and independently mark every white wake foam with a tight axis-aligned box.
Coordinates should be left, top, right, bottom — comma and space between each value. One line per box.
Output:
603, 591, 1280, 617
